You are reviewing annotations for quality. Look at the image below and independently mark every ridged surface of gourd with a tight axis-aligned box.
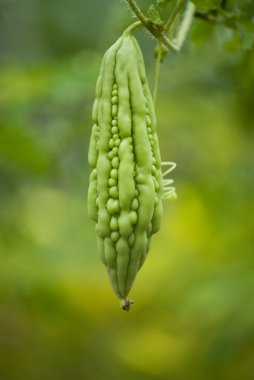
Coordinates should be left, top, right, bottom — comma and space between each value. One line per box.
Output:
87, 29, 163, 302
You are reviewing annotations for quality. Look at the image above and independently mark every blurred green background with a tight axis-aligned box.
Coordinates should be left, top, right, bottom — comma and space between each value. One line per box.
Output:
0, 1, 254, 379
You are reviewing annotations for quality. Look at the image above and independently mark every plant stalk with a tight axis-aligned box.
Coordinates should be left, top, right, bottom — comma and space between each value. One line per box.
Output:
127, 0, 178, 52
164, 0, 187, 34
174, 1, 196, 50
153, 41, 162, 107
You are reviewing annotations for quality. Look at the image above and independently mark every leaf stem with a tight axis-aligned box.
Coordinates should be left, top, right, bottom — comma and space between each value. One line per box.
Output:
126, 1, 196, 106
123, 21, 142, 35
127, 0, 148, 27
174, 1, 196, 50
164, 0, 187, 34
153, 41, 162, 107
127, 0, 178, 52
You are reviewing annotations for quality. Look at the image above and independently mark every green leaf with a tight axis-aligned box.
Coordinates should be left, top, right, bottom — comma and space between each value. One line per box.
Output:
147, 4, 164, 27
191, 19, 215, 47
220, 1, 254, 50
191, 0, 222, 10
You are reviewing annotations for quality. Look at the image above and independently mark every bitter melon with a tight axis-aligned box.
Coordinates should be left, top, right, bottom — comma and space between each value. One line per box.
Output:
87, 25, 174, 311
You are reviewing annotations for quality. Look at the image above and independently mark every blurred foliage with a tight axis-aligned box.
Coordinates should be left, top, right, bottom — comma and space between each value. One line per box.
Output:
0, 1, 254, 380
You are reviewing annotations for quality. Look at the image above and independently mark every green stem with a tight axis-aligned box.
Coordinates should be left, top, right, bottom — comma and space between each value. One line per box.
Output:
126, 0, 195, 53
174, 1, 195, 49
127, 0, 178, 52
164, 0, 186, 34
153, 41, 162, 107
126, 1, 195, 106
127, 0, 148, 27
123, 21, 142, 35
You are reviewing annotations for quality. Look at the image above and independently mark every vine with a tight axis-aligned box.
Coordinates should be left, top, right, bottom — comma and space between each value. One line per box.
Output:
127, 0, 196, 52
153, 40, 162, 106
127, 0, 196, 100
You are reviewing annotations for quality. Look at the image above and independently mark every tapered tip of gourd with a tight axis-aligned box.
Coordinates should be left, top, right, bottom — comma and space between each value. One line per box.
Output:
120, 299, 134, 312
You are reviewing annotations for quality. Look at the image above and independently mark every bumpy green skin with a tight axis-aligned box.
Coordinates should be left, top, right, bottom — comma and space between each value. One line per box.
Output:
87, 29, 163, 303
